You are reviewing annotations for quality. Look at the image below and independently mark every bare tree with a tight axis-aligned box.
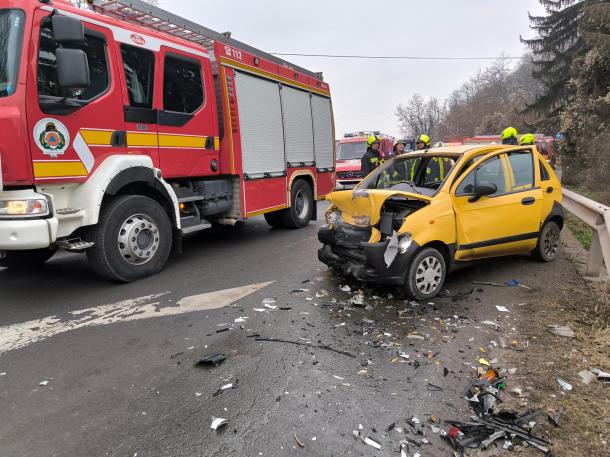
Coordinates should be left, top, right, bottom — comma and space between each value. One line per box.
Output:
395, 94, 446, 141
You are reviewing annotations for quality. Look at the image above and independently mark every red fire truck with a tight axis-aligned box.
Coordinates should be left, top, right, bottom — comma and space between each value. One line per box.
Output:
0, 0, 335, 281
335, 131, 394, 189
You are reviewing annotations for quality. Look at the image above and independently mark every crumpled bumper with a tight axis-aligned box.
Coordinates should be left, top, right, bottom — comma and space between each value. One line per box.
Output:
317, 224, 419, 285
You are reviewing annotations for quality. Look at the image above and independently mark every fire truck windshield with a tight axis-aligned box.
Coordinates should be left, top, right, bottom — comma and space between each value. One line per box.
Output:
337, 141, 367, 161
0, 9, 25, 98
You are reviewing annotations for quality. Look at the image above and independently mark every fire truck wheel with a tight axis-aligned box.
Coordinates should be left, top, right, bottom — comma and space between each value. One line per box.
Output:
281, 180, 314, 229
87, 195, 172, 282
0, 247, 57, 269
264, 211, 284, 228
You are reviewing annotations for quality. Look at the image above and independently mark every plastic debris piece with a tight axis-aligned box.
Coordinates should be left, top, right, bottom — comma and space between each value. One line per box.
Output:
333, 375, 345, 380
38, 380, 49, 386
473, 280, 505, 287
407, 333, 425, 340
210, 418, 228, 430
591, 368, 610, 383
363, 436, 381, 450
253, 308, 266, 312
294, 433, 305, 447
384, 230, 399, 267
352, 430, 360, 438
557, 378, 572, 391
234, 317, 247, 323
350, 292, 365, 307
547, 324, 575, 338
578, 369, 596, 385
340, 285, 351, 292
264, 304, 278, 310
400, 443, 407, 457
495, 306, 510, 313
479, 358, 490, 366
195, 352, 226, 367
548, 408, 563, 426
262, 298, 276, 305
481, 320, 500, 328
315, 289, 329, 298
334, 322, 346, 327
505, 279, 531, 289
216, 327, 229, 333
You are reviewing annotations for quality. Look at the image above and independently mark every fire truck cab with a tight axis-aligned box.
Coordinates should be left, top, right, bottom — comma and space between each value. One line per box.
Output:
0, 0, 335, 281
335, 132, 394, 189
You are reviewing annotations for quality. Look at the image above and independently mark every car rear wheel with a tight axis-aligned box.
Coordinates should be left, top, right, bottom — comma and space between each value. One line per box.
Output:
87, 195, 172, 282
0, 247, 57, 269
533, 221, 561, 262
280, 179, 314, 229
404, 247, 446, 300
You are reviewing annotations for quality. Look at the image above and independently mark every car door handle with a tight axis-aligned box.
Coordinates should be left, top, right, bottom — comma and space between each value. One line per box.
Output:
521, 197, 535, 205
546, 186, 553, 193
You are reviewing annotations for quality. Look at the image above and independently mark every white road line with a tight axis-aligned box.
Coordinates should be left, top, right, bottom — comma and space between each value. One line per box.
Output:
0, 282, 273, 356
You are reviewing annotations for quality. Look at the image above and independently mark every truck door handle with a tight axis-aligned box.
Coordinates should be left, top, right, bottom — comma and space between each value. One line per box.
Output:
110, 130, 127, 147
546, 186, 553, 193
521, 197, 535, 205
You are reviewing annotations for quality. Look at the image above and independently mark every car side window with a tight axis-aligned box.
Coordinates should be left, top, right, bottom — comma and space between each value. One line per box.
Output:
163, 55, 204, 113
506, 151, 534, 191
121, 44, 155, 109
539, 159, 550, 181
456, 155, 506, 196
38, 20, 109, 101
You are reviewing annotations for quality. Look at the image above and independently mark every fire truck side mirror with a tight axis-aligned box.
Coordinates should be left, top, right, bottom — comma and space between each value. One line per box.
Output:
56, 48, 90, 92
51, 15, 85, 44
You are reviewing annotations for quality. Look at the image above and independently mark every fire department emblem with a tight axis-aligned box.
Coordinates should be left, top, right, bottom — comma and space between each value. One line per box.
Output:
33, 118, 70, 158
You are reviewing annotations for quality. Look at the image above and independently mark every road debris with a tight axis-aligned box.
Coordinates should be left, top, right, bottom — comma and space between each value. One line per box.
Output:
213, 380, 238, 397
350, 291, 365, 307
210, 418, 228, 430
262, 298, 276, 305
339, 285, 351, 292
504, 279, 531, 289
255, 337, 355, 357
264, 303, 278, 310
362, 436, 381, 450
294, 433, 305, 448
38, 380, 49, 386
195, 352, 226, 367
495, 306, 510, 313
557, 378, 573, 391
547, 324, 576, 338
472, 280, 506, 287
578, 369, 596, 385
315, 289, 329, 298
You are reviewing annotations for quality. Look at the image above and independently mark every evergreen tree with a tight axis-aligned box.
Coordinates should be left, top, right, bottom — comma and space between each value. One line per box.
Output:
521, 0, 587, 127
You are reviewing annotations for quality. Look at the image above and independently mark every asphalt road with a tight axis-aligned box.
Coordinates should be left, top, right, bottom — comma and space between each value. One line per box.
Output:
0, 203, 566, 457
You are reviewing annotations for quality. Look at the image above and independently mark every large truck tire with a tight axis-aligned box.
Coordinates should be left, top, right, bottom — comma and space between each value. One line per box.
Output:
0, 247, 57, 269
87, 195, 172, 282
280, 180, 314, 229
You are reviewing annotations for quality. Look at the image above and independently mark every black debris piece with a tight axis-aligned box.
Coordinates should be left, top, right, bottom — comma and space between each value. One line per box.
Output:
195, 352, 226, 367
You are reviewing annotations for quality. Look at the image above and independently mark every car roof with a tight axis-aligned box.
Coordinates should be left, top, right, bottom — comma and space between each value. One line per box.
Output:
398, 144, 524, 159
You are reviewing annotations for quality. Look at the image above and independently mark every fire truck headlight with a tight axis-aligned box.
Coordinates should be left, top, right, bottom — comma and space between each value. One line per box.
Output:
0, 198, 49, 217
326, 210, 342, 226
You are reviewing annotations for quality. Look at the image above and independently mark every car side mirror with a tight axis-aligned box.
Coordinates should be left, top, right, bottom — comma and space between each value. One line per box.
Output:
468, 181, 497, 202
56, 48, 90, 92
52, 15, 85, 43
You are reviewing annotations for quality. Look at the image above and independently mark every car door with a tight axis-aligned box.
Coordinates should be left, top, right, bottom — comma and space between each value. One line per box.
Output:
451, 148, 543, 260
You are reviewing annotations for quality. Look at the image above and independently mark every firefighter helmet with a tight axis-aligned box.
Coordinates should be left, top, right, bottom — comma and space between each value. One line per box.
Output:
394, 138, 408, 146
367, 135, 381, 146
501, 127, 518, 141
519, 133, 536, 145
416, 134, 431, 147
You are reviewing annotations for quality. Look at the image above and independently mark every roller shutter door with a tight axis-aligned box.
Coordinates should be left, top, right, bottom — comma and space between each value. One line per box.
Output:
311, 95, 334, 170
281, 86, 315, 165
234, 71, 286, 176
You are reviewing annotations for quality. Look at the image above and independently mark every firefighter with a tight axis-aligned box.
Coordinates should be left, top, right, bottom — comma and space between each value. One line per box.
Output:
361, 135, 383, 176
501, 127, 519, 145
519, 133, 536, 146
415, 134, 431, 150
391, 139, 409, 157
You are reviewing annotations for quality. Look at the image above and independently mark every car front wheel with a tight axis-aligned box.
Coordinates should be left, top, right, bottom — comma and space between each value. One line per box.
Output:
404, 247, 446, 300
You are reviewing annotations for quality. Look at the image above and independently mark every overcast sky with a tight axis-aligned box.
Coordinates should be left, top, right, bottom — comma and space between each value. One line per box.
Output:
159, 0, 545, 138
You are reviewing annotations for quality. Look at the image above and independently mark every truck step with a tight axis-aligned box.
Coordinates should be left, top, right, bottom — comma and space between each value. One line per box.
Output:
56, 239, 95, 252
181, 221, 212, 234
178, 196, 206, 203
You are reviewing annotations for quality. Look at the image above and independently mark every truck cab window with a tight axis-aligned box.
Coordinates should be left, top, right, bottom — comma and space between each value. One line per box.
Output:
37, 20, 108, 101
163, 55, 203, 113
121, 44, 155, 108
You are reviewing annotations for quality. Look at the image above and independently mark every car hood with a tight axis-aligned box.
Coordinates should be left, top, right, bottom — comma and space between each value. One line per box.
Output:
327, 189, 431, 226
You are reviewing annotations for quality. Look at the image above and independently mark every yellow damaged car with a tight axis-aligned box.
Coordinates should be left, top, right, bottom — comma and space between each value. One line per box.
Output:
318, 145, 563, 299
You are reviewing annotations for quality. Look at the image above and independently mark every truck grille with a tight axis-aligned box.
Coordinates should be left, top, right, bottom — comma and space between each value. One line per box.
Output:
337, 171, 361, 179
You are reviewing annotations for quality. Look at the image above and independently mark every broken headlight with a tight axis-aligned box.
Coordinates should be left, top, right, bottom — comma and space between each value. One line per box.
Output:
398, 232, 413, 253
351, 215, 371, 227
326, 210, 343, 226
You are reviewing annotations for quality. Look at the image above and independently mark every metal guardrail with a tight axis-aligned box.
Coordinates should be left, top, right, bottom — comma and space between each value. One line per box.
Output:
562, 188, 610, 279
